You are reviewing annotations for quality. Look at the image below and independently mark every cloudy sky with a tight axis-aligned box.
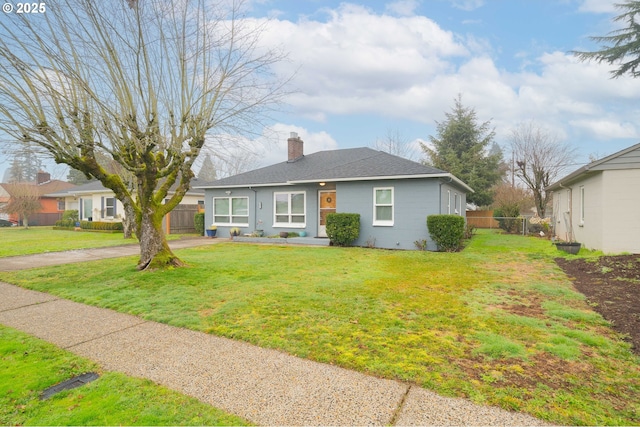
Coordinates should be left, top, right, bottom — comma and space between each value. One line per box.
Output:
238, 0, 639, 171
1, 0, 638, 180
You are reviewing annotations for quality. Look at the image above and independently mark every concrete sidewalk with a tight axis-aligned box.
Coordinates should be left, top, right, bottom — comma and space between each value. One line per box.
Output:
0, 240, 549, 425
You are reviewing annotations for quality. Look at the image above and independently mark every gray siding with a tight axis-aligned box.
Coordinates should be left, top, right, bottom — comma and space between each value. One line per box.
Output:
336, 178, 445, 250
205, 185, 321, 238
205, 178, 467, 250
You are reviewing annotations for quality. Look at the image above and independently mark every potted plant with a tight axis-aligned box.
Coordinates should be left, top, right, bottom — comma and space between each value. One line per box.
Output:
230, 227, 241, 238
554, 213, 581, 254
205, 225, 217, 238
554, 241, 581, 254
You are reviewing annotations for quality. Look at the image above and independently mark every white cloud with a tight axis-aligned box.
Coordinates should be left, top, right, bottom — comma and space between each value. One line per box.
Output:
449, 0, 485, 12
385, 0, 420, 17
578, 0, 617, 14
251, 4, 640, 155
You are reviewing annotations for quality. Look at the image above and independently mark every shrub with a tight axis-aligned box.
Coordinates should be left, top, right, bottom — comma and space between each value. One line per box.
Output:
326, 213, 360, 247
426, 215, 465, 252
62, 210, 79, 221
79, 221, 123, 231
54, 219, 75, 228
493, 204, 521, 234
194, 212, 205, 236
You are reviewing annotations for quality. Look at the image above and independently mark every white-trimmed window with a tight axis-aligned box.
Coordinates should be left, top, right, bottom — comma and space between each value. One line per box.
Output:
274, 192, 306, 227
447, 190, 451, 214
454, 193, 460, 215
373, 187, 394, 226
213, 197, 249, 226
103, 197, 116, 218
580, 186, 585, 224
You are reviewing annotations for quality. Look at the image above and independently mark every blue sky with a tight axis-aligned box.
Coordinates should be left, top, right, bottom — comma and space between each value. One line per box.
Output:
233, 0, 639, 172
2, 0, 638, 180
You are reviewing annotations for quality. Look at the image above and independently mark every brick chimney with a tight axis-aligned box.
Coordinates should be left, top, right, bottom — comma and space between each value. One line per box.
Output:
287, 132, 304, 162
36, 171, 51, 185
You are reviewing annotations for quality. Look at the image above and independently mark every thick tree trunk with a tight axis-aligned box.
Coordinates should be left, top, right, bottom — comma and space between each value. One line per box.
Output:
137, 209, 184, 271
122, 202, 136, 239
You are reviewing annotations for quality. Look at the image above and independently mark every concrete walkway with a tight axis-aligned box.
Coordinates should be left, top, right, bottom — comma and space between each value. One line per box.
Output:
0, 239, 549, 426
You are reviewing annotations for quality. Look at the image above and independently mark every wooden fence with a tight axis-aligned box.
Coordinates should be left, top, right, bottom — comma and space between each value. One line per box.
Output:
166, 204, 200, 234
27, 212, 63, 226
466, 210, 499, 229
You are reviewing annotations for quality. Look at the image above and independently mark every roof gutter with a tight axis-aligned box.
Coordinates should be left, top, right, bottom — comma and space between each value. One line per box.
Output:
289, 173, 474, 193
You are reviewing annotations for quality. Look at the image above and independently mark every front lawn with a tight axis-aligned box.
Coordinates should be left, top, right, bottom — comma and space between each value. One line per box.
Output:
0, 227, 136, 257
1, 230, 638, 425
0, 226, 194, 257
0, 325, 249, 426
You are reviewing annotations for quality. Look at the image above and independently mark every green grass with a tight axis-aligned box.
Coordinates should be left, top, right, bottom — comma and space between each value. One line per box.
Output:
0, 226, 194, 257
1, 229, 639, 425
0, 325, 249, 426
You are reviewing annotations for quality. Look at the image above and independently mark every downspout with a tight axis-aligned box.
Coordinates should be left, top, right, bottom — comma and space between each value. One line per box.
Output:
558, 183, 573, 242
249, 187, 258, 231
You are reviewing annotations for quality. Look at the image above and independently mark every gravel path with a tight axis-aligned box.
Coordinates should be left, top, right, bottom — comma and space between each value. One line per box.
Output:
0, 240, 551, 425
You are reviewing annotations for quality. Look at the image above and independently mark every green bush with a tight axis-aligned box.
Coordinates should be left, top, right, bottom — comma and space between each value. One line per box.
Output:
493, 204, 521, 233
79, 221, 123, 231
426, 214, 465, 252
326, 213, 360, 247
62, 210, 79, 221
55, 219, 76, 228
194, 212, 205, 236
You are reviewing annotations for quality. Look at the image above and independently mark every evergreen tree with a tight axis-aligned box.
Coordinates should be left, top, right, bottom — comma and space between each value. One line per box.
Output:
574, 1, 640, 78
67, 168, 92, 185
6, 148, 43, 182
421, 96, 504, 206
197, 154, 217, 182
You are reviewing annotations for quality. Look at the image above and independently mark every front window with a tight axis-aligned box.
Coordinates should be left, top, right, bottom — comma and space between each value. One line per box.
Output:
105, 197, 116, 217
454, 193, 460, 215
213, 197, 249, 226
274, 192, 306, 227
57, 199, 65, 211
374, 187, 394, 226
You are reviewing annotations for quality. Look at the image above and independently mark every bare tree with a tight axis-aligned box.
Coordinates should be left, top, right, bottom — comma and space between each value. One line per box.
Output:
372, 128, 416, 160
0, 0, 287, 269
509, 122, 575, 217
1, 183, 41, 228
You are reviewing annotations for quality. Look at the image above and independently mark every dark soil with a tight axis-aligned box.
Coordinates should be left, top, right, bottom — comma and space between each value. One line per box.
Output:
555, 255, 640, 355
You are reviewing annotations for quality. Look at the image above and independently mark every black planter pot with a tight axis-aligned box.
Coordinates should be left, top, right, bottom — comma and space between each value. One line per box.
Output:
555, 242, 581, 254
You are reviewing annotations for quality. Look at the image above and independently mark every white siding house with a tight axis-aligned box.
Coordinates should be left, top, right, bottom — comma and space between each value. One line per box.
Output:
547, 142, 640, 254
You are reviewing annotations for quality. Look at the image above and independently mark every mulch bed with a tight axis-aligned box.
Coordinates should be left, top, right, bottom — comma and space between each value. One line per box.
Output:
555, 255, 640, 355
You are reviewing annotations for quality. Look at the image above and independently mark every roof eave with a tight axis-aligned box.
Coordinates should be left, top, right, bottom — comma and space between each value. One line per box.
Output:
198, 173, 473, 192
289, 173, 474, 192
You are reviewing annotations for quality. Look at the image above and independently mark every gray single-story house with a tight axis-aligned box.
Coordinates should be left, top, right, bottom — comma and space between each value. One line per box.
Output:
196, 133, 472, 250
547, 142, 640, 254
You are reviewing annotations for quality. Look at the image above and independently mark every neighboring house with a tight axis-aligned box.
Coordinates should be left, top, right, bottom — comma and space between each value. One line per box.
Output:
0, 184, 10, 221
547, 142, 640, 254
46, 179, 205, 234
1, 171, 76, 225
196, 133, 472, 250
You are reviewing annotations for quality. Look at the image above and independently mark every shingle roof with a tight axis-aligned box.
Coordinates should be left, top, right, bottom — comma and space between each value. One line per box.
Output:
546, 141, 640, 191
196, 147, 473, 192
45, 178, 205, 197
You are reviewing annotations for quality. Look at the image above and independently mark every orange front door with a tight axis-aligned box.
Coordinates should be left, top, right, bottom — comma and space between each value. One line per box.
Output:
318, 190, 336, 237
